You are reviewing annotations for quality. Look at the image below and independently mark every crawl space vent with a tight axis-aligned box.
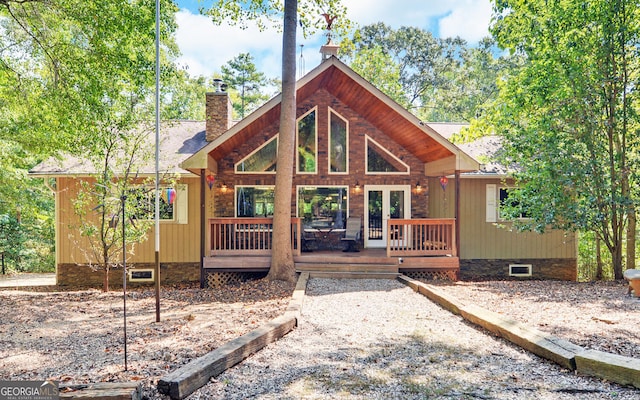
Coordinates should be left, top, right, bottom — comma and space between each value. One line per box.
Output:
509, 264, 532, 277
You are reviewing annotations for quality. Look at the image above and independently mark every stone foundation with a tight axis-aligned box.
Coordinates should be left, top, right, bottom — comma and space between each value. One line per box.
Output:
460, 258, 577, 281
57, 262, 200, 288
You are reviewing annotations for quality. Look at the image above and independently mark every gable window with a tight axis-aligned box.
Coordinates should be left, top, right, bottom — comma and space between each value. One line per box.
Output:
365, 136, 409, 174
298, 186, 348, 229
329, 108, 348, 174
236, 135, 278, 173
235, 186, 275, 217
297, 108, 317, 173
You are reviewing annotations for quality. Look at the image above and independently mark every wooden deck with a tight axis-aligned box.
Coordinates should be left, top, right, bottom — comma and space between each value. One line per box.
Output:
203, 249, 459, 280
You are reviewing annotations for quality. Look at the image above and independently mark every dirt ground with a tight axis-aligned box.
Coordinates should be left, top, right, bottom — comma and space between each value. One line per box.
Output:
0, 278, 637, 395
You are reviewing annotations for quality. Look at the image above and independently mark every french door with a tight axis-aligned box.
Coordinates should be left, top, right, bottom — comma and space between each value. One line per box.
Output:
364, 185, 411, 248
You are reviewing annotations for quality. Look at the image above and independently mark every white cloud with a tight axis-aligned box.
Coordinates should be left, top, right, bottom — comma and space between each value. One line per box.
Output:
438, 0, 493, 43
174, 1, 493, 78
174, 10, 285, 78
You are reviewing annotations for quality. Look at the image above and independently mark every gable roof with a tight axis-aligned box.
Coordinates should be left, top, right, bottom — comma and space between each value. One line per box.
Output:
423, 122, 509, 177
182, 57, 478, 176
29, 121, 207, 177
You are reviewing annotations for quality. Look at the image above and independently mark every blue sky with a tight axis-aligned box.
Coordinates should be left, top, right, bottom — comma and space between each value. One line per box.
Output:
174, 0, 493, 79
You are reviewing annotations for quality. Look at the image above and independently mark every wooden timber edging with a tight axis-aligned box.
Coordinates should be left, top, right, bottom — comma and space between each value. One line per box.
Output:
59, 382, 141, 400
397, 275, 640, 389
157, 272, 309, 400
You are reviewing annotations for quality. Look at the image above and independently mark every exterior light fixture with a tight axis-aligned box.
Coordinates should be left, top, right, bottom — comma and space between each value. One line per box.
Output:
220, 182, 228, 193
415, 182, 422, 193
354, 181, 361, 192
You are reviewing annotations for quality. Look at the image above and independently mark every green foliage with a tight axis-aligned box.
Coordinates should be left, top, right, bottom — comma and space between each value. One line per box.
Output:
349, 46, 406, 108
1, 0, 185, 275
162, 70, 207, 120
488, 0, 640, 278
343, 24, 511, 123
221, 53, 276, 119
206, 0, 351, 38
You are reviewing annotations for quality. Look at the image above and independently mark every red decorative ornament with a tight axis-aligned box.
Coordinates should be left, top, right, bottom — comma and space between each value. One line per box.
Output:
439, 176, 448, 191
206, 174, 215, 190
166, 188, 176, 205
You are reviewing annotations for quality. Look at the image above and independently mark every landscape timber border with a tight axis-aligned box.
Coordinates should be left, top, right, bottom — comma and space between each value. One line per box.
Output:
63, 272, 638, 399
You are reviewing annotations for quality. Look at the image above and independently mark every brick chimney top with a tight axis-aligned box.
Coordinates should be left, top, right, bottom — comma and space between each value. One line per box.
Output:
206, 82, 232, 142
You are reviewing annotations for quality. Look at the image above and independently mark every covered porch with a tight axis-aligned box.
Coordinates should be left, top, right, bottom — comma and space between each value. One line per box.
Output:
202, 217, 458, 286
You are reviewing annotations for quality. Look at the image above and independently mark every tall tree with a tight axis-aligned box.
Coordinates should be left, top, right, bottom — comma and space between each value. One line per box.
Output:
1, 0, 182, 272
206, 0, 349, 283
344, 24, 511, 123
268, 0, 298, 282
221, 53, 275, 118
489, 0, 640, 279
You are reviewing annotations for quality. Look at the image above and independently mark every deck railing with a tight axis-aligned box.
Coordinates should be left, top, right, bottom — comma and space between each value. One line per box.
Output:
387, 218, 456, 257
209, 217, 301, 256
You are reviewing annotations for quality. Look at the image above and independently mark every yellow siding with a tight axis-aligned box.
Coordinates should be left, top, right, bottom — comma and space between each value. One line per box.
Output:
428, 177, 576, 260
57, 177, 201, 265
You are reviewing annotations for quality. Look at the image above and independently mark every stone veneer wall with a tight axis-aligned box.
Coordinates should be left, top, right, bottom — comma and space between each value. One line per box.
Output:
459, 258, 577, 281
57, 263, 200, 288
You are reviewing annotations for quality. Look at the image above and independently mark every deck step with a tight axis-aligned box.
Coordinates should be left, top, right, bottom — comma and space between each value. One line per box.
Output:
296, 263, 398, 273
306, 271, 401, 279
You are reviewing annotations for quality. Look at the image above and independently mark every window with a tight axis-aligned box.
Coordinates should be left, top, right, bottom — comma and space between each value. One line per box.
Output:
297, 108, 317, 173
329, 108, 348, 173
298, 186, 348, 229
130, 186, 177, 221
235, 186, 275, 217
499, 187, 530, 219
365, 136, 409, 174
486, 184, 529, 223
235, 135, 278, 173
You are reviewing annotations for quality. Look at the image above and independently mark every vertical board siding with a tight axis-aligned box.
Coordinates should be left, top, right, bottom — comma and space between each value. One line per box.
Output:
429, 177, 576, 260
57, 177, 201, 265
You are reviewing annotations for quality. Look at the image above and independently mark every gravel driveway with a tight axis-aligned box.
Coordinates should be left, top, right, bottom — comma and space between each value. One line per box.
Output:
190, 278, 637, 399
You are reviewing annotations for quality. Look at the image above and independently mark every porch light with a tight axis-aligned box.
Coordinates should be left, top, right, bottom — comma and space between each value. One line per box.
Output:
415, 182, 422, 193
354, 181, 361, 192
220, 182, 229, 193
206, 173, 215, 190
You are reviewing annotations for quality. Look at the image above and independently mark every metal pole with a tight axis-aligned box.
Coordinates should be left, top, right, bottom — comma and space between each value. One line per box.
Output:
122, 195, 128, 371
154, 0, 161, 323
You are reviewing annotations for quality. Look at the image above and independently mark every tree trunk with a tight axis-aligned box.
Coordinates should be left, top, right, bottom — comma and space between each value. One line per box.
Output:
267, 0, 297, 283
626, 208, 636, 270
595, 235, 603, 281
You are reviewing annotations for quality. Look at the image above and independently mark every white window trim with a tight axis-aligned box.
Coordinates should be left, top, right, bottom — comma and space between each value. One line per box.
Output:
328, 107, 349, 175
234, 135, 278, 174
234, 185, 276, 218
296, 107, 318, 175
296, 185, 350, 219
364, 135, 410, 175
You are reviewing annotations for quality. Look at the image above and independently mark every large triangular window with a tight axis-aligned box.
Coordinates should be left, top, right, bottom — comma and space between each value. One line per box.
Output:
365, 136, 409, 174
329, 108, 348, 174
297, 108, 317, 174
235, 135, 278, 173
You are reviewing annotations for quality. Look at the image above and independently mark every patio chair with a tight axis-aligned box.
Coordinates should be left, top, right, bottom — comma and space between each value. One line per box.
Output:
301, 230, 317, 252
341, 217, 361, 252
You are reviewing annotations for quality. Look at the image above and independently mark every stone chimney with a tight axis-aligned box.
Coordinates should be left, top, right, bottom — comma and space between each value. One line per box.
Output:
205, 79, 233, 142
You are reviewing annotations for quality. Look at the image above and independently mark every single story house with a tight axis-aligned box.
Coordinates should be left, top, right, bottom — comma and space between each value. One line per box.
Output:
29, 55, 576, 287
